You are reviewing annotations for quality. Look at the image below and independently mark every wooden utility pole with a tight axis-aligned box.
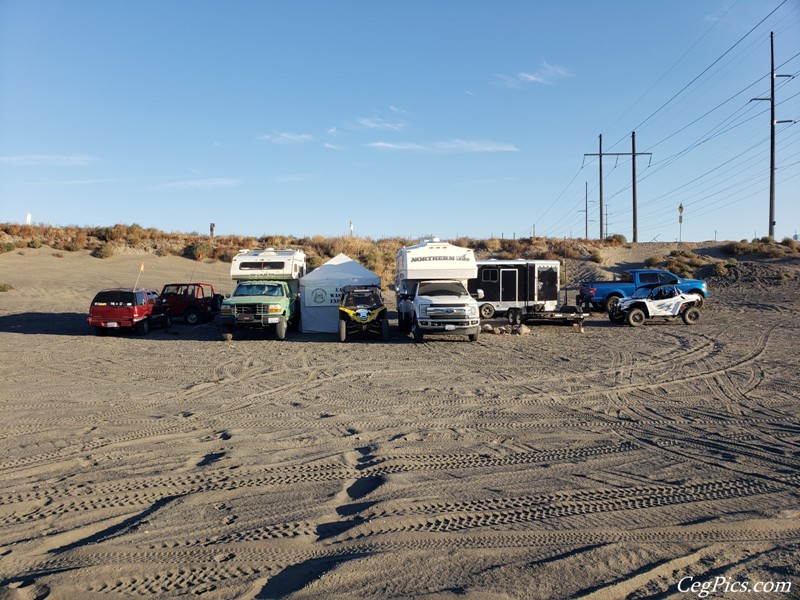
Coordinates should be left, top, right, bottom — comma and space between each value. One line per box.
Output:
584, 132, 651, 242
585, 181, 589, 240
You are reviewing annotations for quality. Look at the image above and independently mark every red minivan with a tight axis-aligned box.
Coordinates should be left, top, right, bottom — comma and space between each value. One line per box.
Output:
88, 288, 171, 336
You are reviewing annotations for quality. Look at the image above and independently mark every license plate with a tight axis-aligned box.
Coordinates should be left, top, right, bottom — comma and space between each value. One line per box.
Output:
239, 315, 254, 322
106, 322, 118, 328
267, 317, 279, 324
445, 324, 456, 331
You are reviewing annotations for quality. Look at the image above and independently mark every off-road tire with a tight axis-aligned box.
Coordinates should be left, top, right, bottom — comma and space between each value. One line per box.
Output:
338, 319, 347, 343
682, 306, 701, 325
275, 317, 288, 340
627, 308, 645, 327
381, 318, 390, 341
479, 303, 495, 319
184, 309, 201, 326
135, 318, 150, 336
412, 318, 424, 343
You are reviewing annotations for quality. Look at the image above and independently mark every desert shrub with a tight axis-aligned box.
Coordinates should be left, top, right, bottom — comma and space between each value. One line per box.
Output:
52, 252, 64, 258
27, 239, 42, 249
722, 241, 757, 256
0, 283, 14, 292
589, 249, 603, 264
605, 233, 627, 246
212, 247, 238, 263
713, 262, 729, 276
92, 243, 116, 259
0, 242, 15, 254
185, 241, 213, 261
759, 244, 785, 259
644, 256, 661, 267
64, 240, 82, 252
780, 237, 798, 251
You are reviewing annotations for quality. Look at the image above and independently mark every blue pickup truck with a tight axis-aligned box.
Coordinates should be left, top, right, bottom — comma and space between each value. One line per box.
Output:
578, 269, 708, 312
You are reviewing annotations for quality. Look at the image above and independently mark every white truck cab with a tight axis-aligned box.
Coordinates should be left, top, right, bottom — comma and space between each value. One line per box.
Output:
395, 239, 482, 342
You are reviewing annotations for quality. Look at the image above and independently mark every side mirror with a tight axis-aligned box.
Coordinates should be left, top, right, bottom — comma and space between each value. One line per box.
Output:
476, 289, 484, 300
225, 293, 231, 298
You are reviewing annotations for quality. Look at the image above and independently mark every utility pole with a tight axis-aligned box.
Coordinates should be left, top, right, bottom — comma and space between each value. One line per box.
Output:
584, 132, 651, 241
752, 31, 793, 239
585, 182, 589, 240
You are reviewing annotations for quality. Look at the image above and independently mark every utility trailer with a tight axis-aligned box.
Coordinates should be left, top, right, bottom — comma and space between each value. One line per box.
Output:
467, 259, 588, 330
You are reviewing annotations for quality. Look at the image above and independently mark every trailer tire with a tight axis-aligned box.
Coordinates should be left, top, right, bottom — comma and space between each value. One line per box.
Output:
604, 294, 622, 314
627, 308, 645, 327
507, 308, 522, 326
479, 303, 495, 319
682, 306, 701, 325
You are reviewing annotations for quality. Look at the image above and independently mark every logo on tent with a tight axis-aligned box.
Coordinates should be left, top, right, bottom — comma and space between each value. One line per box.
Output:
312, 288, 328, 304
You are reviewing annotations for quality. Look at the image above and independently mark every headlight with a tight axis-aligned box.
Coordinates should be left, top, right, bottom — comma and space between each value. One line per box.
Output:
267, 304, 282, 314
419, 304, 428, 317
468, 305, 478, 317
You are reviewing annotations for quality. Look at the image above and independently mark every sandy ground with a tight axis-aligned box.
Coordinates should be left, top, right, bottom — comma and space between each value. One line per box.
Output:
1, 245, 798, 600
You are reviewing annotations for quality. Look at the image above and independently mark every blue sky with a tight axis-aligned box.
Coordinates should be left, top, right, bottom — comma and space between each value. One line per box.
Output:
1, 1, 798, 242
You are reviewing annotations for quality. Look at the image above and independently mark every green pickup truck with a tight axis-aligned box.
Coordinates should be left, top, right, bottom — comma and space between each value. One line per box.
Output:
220, 248, 306, 340
220, 279, 299, 340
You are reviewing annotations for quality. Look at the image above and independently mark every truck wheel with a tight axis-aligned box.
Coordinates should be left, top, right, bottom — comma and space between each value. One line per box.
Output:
221, 327, 234, 341
163, 315, 172, 330
135, 318, 150, 336
412, 318, 424, 343
609, 311, 625, 324
184, 308, 201, 326
604, 294, 622, 314
479, 303, 495, 319
627, 308, 645, 327
338, 319, 347, 342
468, 332, 479, 342
275, 317, 287, 340
682, 306, 701, 325
381, 318, 390, 341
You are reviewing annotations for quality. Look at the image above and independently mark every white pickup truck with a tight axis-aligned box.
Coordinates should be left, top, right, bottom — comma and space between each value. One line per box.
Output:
395, 239, 482, 343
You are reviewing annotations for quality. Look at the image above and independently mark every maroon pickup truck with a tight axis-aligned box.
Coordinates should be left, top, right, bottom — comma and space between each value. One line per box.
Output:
159, 283, 224, 325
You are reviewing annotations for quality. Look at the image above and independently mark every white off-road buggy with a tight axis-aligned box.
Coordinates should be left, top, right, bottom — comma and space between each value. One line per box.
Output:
609, 284, 703, 327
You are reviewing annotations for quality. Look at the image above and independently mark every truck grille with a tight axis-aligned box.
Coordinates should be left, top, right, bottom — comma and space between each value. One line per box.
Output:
233, 304, 267, 316
426, 305, 468, 320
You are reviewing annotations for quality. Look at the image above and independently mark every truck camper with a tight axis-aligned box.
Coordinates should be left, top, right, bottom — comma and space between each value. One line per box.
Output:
220, 248, 305, 340
395, 238, 482, 342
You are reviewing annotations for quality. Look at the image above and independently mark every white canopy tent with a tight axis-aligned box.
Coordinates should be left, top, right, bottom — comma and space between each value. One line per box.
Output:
299, 254, 381, 333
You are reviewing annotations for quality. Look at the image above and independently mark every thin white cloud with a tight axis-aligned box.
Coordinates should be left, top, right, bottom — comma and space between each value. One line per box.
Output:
156, 178, 239, 190
356, 117, 406, 131
259, 132, 314, 144
366, 139, 519, 153
0, 154, 96, 166
496, 59, 572, 88
324, 143, 345, 150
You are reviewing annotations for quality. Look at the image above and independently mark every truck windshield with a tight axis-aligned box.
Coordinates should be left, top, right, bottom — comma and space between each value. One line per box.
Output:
234, 283, 283, 297
417, 281, 468, 296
